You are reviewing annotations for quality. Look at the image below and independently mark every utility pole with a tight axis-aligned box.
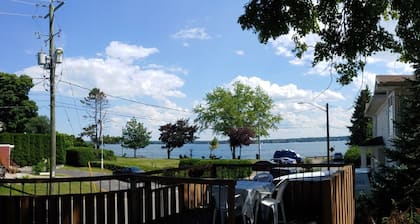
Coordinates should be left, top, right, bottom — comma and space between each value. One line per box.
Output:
38, 0, 64, 194
326, 103, 330, 169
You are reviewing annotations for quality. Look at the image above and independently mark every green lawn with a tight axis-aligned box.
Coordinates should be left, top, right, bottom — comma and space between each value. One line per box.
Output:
0, 181, 100, 196
111, 157, 180, 171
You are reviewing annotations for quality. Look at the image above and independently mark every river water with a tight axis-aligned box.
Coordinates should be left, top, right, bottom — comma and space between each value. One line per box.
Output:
105, 140, 349, 160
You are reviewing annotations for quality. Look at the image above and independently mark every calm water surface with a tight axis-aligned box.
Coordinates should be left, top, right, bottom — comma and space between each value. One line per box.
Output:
105, 140, 349, 160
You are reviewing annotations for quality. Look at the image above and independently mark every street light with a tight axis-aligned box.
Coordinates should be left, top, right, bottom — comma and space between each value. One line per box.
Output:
298, 102, 330, 167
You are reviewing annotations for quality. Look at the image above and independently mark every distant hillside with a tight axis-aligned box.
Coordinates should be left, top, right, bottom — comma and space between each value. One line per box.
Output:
150, 136, 349, 145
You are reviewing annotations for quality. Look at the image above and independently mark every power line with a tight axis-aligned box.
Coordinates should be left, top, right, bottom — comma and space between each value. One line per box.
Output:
58, 79, 191, 114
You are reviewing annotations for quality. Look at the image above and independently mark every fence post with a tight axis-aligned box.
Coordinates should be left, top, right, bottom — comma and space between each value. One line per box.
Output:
128, 177, 140, 224
144, 179, 153, 223
227, 181, 236, 224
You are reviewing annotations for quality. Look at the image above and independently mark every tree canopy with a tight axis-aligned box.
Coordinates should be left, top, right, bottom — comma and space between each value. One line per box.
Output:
228, 127, 255, 159
347, 86, 372, 145
0, 72, 38, 132
122, 117, 151, 158
159, 119, 197, 159
194, 82, 281, 158
238, 0, 419, 85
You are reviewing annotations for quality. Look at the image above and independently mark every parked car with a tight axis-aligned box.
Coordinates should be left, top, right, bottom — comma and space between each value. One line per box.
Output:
332, 152, 344, 164
272, 149, 303, 164
113, 166, 143, 175
0, 165, 5, 178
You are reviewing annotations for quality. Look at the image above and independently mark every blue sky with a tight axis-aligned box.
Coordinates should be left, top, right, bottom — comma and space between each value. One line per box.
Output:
0, 0, 414, 140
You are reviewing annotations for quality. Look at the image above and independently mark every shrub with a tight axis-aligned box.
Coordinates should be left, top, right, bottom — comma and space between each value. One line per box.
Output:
179, 159, 253, 178
89, 161, 125, 171
344, 146, 361, 167
65, 147, 95, 167
93, 149, 116, 161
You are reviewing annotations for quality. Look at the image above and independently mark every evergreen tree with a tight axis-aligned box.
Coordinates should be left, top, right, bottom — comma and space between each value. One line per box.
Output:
122, 118, 151, 158
371, 70, 420, 220
347, 86, 372, 145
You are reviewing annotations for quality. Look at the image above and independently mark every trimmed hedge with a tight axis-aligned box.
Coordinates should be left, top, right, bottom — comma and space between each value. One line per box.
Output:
93, 149, 116, 161
66, 147, 95, 167
0, 132, 66, 166
89, 161, 125, 171
179, 159, 253, 178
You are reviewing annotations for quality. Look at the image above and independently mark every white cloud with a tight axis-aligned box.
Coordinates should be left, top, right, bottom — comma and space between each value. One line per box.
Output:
172, 27, 211, 40
224, 75, 349, 138
235, 50, 245, 56
105, 41, 158, 63
386, 61, 414, 74
18, 41, 190, 138
352, 71, 377, 91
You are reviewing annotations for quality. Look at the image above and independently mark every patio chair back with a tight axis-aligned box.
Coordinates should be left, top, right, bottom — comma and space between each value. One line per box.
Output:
253, 172, 274, 182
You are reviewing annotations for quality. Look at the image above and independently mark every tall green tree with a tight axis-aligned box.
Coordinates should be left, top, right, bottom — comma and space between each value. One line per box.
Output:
122, 118, 151, 158
194, 82, 281, 159
238, 0, 419, 85
159, 119, 197, 159
0, 72, 38, 132
347, 86, 372, 145
24, 115, 50, 134
80, 88, 108, 149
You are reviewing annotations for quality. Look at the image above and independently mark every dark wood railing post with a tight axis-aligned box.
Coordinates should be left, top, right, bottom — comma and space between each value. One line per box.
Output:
144, 179, 153, 223
227, 180, 236, 224
128, 177, 140, 224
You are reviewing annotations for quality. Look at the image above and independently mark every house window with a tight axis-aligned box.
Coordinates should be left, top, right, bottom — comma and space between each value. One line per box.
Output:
388, 93, 394, 137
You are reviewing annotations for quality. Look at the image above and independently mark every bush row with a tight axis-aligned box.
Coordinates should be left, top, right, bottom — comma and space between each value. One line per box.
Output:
65, 147, 116, 167
0, 132, 66, 166
179, 158, 253, 178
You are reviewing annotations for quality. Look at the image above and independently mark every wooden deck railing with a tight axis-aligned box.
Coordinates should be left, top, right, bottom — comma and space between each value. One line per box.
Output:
0, 163, 355, 224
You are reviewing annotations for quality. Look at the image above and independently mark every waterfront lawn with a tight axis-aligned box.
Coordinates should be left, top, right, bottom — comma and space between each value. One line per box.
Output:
110, 157, 180, 171
0, 181, 100, 195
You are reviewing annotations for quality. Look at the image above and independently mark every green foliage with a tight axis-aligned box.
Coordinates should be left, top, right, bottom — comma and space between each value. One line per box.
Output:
32, 159, 49, 174
93, 148, 116, 161
80, 88, 108, 149
238, 0, 419, 85
89, 161, 125, 171
209, 137, 219, 157
0, 72, 38, 132
24, 115, 50, 134
194, 82, 281, 159
122, 117, 151, 158
0, 132, 66, 166
159, 119, 197, 159
65, 147, 95, 167
179, 159, 253, 179
348, 87, 372, 145
228, 127, 255, 159
344, 146, 361, 167
103, 135, 121, 144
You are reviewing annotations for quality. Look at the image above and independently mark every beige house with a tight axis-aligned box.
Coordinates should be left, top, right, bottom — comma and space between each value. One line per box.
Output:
363, 75, 414, 170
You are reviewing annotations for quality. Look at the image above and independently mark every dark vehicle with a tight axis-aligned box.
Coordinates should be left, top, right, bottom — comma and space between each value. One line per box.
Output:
272, 149, 303, 164
332, 152, 344, 164
0, 165, 5, 178
113, 166, 143, 175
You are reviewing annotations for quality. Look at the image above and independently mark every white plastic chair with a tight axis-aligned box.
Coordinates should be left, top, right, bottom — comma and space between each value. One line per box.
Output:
211, 185, 242, 224
259, 179, 288, 224
253, 172, 274, 182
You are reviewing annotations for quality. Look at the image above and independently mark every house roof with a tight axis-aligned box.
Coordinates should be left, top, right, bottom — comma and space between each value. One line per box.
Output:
374, 75, 414, 94
365, 75, 414, 116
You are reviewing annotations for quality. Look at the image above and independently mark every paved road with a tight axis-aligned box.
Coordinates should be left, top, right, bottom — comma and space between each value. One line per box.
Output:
55, 168, 130, 191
